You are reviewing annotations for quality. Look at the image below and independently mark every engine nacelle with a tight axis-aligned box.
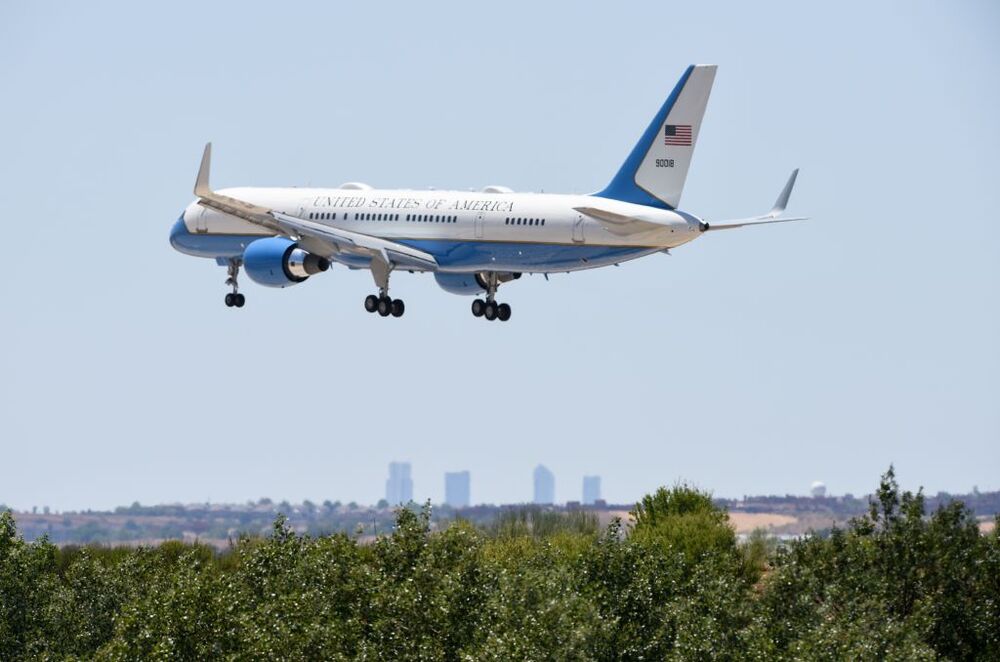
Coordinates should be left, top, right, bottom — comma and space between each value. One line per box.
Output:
434, 272, 521, 296
434, 272, 487, 295
243, 237, 330, 288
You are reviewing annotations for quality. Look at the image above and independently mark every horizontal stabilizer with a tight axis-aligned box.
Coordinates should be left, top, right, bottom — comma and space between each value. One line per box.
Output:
573, 206, 666, 236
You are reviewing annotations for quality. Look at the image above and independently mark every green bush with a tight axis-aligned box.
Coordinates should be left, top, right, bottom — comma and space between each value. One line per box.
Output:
0, 470, 996, 660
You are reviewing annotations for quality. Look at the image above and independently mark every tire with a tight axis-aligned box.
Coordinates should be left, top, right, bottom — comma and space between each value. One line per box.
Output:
364, 294, 379, 313
471, 299, 485, 317
224, 293, 235, 307
484, 301, 498, 321
497, 303, 511, 321
377, 297, 392, 317
234, 293, 246, 308
391, 299, 405, 317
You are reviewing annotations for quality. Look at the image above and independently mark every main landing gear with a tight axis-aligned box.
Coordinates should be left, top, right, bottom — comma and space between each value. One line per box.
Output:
471, 298, 511, 322
471, 272, 511, 322
364, 255, 404, 318
224, 259, 245, 308
364, 293, 405, 318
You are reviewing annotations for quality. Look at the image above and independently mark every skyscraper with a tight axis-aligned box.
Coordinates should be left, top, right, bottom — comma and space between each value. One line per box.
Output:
444, 471, 471, 508
582, 475, 601, 505
533, 464, 555, 504
385, 461, 413, 505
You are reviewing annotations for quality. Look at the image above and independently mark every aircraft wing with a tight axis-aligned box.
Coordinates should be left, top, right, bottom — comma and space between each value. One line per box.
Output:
192, 143, 438, 272
702, 169, 809, 231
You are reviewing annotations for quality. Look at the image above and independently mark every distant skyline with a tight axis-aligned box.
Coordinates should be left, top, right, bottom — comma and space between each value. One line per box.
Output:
583, 476, 602, 505
444, 471, 470, 508
385, 462, 413, 505
0, 2, 997, 510
534, 465, 555, 505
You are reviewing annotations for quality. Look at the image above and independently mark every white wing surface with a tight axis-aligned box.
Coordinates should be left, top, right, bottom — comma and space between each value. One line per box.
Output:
193, 143, 438, 271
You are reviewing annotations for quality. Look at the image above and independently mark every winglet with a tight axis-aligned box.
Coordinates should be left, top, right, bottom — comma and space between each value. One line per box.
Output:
767, 168, 799, 218
194, 142, 212, 197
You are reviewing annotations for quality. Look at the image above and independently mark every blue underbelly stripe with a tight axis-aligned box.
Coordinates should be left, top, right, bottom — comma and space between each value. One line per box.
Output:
171, 215, 656, 271
394, 239, 654, 271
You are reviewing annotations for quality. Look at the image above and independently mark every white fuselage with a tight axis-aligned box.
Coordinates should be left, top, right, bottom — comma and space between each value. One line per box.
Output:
179, 186, 703, 273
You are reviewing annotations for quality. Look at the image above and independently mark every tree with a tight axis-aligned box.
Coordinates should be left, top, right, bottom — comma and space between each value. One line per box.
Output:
629, 483, 738, 566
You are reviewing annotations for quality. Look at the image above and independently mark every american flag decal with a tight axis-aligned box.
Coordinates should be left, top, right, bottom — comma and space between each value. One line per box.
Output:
664, 124, 692, 146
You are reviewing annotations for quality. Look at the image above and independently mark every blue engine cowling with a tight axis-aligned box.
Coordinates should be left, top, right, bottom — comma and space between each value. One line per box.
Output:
243, 237, 330, 288
434, 272, 488, 296
433, 272, 522, 295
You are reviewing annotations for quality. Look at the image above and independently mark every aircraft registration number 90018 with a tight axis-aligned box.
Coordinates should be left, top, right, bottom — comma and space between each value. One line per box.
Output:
655, 159, 675, 168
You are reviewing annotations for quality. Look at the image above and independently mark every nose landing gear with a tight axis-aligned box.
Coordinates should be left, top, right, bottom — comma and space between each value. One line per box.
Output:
224, 259, 245, 308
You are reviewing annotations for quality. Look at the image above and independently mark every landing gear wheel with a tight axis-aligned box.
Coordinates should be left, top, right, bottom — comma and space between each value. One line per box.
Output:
377, 296, 392, 317
497, 303, 511, 322
364, 294, 379, 313
471, 299, 485, 317
224, 259, 243, 309
484, 301, 498, 321
391, 299, 405, 317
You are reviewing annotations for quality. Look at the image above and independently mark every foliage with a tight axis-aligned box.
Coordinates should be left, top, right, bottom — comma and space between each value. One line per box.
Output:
629, 483, 740, 571
486, 505, 600, 539
0, 469, 997, 660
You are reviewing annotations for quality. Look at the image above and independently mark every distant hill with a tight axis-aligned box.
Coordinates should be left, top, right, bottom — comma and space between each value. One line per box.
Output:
7, 488, 999, 547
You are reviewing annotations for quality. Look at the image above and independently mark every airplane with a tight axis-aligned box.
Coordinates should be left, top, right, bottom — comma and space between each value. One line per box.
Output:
170, 64, 805, 321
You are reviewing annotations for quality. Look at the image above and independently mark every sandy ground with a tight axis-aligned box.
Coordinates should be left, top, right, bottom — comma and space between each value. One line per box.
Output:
727, 512, 798, 534
598, 510, 799, 535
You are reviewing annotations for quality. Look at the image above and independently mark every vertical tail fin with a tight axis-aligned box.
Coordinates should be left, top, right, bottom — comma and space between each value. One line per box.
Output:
594, 64, 717, 210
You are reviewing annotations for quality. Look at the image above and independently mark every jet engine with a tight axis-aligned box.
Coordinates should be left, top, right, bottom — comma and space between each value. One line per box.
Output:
243, 237, 330, 288
434, 272, 520, 295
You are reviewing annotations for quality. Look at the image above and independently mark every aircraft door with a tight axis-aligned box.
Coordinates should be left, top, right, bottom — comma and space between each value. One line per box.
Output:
572, 214, 585, 243
195, 206, 208, 233
475, 212, 484, 239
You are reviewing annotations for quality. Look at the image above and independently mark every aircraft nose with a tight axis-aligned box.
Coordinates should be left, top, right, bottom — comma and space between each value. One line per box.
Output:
169, 213, 191, 252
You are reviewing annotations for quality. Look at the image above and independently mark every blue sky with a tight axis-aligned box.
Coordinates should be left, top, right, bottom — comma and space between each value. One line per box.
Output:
1, 2, 997, 511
